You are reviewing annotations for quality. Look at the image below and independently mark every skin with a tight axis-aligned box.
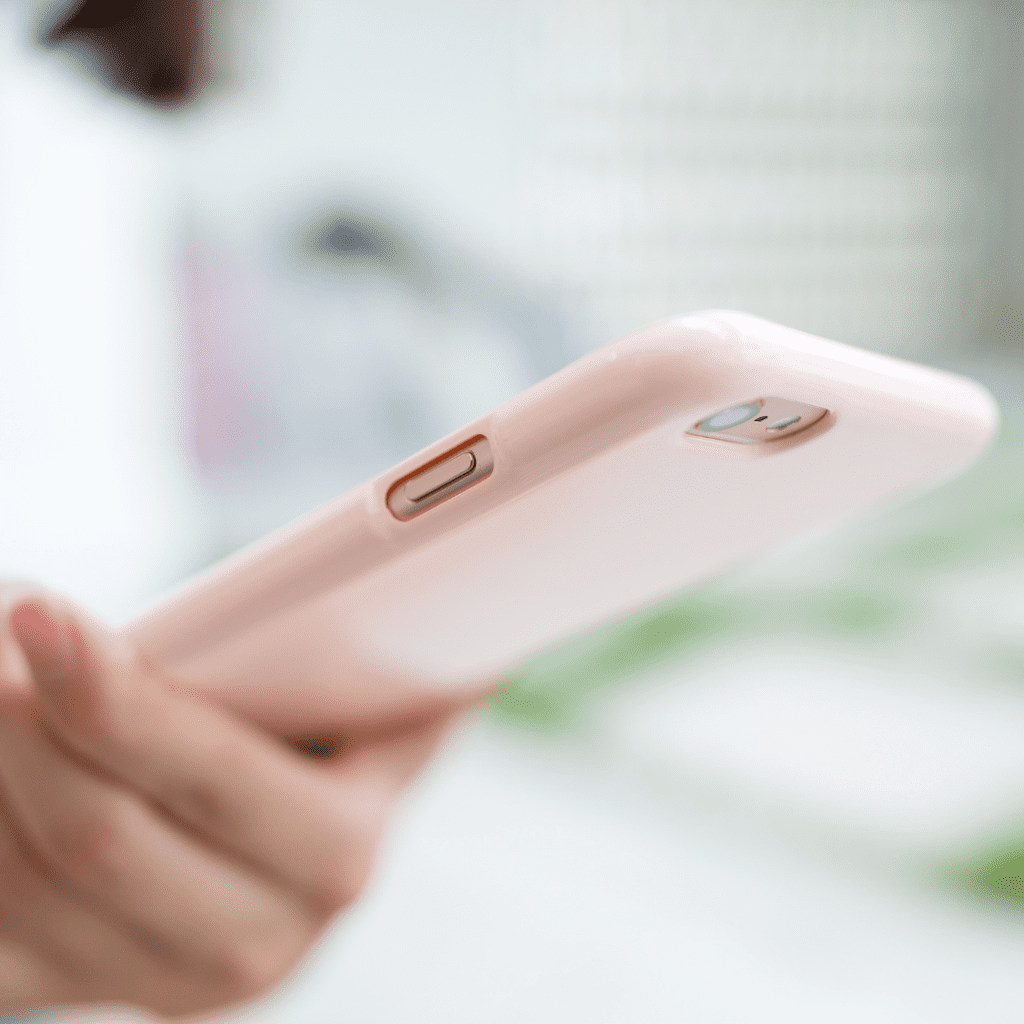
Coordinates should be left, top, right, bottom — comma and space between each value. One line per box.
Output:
0, 583, 479, 1018
4, 5, 477, 1017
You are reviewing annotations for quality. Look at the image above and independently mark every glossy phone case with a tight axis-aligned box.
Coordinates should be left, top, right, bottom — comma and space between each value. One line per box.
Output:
124, 311, 998, 733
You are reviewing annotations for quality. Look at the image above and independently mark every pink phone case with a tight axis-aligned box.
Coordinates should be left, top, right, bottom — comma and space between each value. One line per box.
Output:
125, 311, 998, 733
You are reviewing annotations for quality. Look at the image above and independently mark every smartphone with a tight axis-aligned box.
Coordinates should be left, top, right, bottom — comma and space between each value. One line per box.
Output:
124, 311, 998, 733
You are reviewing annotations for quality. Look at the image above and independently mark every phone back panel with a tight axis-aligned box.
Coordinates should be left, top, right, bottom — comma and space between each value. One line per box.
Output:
125, 312, 997, 732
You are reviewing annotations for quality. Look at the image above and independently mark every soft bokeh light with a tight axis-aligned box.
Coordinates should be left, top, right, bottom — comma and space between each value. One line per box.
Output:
2, 2, 1024, 1022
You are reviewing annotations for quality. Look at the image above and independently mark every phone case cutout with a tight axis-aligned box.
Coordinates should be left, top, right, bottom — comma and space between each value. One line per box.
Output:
687, 397, 828, 444
387, 435, 494, 520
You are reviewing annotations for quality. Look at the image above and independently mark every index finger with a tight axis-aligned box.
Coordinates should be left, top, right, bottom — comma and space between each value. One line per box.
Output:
9, 598, 390, 917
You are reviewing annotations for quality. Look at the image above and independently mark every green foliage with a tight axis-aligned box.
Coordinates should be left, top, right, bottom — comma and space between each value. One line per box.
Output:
956, 845, 1024, 908
494, 583, 912, 729
873, 475, 1024, 572
796, 588, 907, 636
494, 420, 1024, 733
494, 595, 749, 729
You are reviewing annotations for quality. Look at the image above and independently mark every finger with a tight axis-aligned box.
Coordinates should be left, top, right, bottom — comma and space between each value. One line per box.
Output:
0, 684, 313, 997
0, 938, 70, 1015
12, 597, 388, 916
0, 800, 229, 1018
0, 582, 60, 691
0, 817, 74, 1020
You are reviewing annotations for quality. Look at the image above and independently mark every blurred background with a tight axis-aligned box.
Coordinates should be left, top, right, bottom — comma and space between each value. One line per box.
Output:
2, 0, 1024, 1021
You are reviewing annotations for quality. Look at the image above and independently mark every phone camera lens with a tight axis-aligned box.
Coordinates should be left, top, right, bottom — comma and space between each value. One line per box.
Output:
698, 404, 762, 432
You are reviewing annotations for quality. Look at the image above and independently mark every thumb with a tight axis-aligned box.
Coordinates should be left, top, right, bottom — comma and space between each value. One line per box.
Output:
7, 596, 134, 726
8, 601, 77, 695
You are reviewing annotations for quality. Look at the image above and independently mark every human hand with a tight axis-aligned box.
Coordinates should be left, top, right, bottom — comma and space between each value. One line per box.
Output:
0, 584, 474, 1019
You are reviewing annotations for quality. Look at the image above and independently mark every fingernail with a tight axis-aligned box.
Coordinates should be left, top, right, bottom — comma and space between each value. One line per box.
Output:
9, 602, 73, 687
10, 603, 59, 643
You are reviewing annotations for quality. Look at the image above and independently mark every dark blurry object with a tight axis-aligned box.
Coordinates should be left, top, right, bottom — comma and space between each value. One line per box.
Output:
302, 211, 437, 296
42, 0, 207, 106
317, 218, 394, 262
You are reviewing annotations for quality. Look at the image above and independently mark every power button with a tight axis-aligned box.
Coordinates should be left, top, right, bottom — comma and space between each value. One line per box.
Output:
386, 436, 493, 520
404, 451, 476, 501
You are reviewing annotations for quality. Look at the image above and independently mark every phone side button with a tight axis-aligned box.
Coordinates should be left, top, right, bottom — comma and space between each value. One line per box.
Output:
386, 436, 494, 521
405, 451, 476, 502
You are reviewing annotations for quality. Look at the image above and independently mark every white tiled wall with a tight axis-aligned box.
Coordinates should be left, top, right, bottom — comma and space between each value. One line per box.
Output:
188, 0, 1009, 358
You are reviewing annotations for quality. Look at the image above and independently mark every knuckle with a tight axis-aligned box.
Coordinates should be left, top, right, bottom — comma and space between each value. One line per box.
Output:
311, 816, 381, 915
212, 931, 302, 1003
313, 850, 371, 915
311, 867, 359, 915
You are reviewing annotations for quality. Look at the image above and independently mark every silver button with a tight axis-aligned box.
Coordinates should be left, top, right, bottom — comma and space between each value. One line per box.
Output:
405, 451, 477, 502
